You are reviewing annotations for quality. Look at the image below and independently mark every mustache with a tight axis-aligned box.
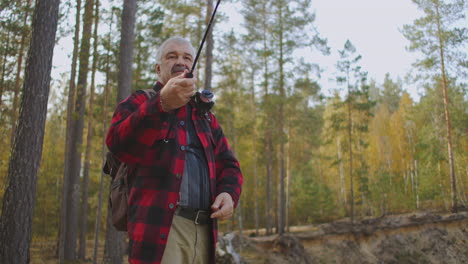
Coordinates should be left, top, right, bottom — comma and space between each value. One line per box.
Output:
171, 65, 189, 74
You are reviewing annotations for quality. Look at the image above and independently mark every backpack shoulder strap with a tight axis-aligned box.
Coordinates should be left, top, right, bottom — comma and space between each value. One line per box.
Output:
104, 89, 156, 172
103, 151, 122, 178
142, 89, 157, 99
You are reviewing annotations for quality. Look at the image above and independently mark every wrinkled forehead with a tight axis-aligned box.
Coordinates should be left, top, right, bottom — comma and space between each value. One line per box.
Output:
162, 41, 195, 57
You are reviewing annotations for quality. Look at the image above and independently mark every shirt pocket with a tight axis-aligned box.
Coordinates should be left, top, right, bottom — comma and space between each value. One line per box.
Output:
149, 112, 177, 142
153, 117, 178, 161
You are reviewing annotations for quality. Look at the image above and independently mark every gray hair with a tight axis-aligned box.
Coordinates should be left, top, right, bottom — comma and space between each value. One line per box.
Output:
155, 36, 195, 65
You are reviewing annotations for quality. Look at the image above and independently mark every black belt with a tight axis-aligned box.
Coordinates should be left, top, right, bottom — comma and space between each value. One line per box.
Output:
175, 206, 212, 225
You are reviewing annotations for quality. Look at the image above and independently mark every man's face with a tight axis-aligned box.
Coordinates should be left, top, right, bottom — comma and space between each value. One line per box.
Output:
155, 41, 194, 84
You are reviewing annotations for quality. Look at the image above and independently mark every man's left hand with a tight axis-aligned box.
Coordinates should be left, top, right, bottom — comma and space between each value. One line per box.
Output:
210, 192, 234, 220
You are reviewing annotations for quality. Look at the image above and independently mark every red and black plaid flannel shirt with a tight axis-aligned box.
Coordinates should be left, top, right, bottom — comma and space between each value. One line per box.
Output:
106, 82, 243, 264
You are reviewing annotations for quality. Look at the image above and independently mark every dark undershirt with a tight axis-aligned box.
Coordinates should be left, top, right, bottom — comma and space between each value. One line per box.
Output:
178, 104, 211, 210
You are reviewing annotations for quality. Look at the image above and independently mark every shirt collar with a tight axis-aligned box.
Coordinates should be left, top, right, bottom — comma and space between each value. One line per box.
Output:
153, 81, 164, 92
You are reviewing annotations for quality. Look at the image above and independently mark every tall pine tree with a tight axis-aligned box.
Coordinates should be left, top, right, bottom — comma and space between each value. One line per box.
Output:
401, 0, 466, 211
0, 0, 60, 262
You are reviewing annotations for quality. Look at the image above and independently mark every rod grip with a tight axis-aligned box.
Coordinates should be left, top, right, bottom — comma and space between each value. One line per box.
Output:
185, 72, 194, 78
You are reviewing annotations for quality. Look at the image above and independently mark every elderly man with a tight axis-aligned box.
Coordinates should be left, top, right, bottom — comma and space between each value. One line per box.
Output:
106, 36, 243, 264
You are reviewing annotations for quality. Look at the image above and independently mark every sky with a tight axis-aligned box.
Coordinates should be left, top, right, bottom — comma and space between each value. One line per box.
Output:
311, 0, 423, 99
221, 0, 425, 101
52, 0, 426, 101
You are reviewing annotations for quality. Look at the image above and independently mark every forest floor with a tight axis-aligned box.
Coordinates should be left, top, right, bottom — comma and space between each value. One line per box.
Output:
30, 211, 468, 263
29, 238, 120, 264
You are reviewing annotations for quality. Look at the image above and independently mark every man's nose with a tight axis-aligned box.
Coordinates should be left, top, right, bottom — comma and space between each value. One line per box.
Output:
176, 56, 186, 65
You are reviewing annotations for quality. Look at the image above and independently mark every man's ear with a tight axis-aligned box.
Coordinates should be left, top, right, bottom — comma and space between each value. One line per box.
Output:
155, 64, 160, 75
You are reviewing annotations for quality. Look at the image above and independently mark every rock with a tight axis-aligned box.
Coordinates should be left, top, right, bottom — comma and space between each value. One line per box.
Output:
216, 232, 247, 264
272, 234, 313, 264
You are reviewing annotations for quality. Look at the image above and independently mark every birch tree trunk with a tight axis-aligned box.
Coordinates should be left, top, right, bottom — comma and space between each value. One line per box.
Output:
337, 138, 346, 207
0, 28, 11, 107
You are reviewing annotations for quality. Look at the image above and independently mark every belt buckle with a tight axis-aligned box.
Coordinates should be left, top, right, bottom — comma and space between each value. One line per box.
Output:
195, 210, 202, 225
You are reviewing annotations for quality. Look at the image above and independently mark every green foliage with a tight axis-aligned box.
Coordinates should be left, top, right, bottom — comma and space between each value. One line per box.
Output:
0, 0, 34, 207
133, 2, 165, 91
323, 40, 375, 218
290, 166, 336, 223
1, 0, 467, 248
401, 0, 467, 79
34, 111, 65, 237
411, 77, 467, 209
379, 74, 403, 113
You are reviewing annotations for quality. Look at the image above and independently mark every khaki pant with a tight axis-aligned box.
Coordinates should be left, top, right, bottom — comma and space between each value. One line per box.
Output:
161, 214, 211, 264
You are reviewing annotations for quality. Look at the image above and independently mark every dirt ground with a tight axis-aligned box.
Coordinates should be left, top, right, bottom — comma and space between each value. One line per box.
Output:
218, 211, 468, 264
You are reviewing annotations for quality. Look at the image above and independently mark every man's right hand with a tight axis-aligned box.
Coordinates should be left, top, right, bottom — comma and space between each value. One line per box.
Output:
159, 70, 197, 111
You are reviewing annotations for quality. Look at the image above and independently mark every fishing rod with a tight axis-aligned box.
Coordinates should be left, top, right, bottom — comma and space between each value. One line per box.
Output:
188, 0, 222, 113
186, 0, 222, 79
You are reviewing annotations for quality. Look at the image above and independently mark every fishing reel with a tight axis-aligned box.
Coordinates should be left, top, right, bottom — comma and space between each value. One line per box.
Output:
194, 90, 214, 117
185, 72, 215, 116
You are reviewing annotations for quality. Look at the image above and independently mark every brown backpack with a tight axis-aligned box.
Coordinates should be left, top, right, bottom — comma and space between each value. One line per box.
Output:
102, 89, 156, 231
102, 152, 133, 231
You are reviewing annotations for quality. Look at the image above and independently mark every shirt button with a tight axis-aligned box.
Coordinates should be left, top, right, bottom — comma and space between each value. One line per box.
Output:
169, 203, 174, 209
180, 145, 186, 151
179, 120, 185, 126
160, 233, 167, 239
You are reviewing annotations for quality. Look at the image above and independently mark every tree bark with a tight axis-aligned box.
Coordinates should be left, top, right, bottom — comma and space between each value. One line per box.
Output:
337, 137, 346, 207
10, 0, 32, 144
78, 0, 100, 259
117, 0, 137, 102
58, 0, 81, 262
346, 69, 355, 223
0, 0, 60, 262
64, 0, 94, 260
94, 6, 113, 264
265, 137, 272, 235
195, 0, 203, 81
250, 69, 259, 235
261, 1, 272, 235
0, 28, 11, 107
415, 160, 419, 209
104, 0, 137, 262
204, 0, 213, 91
435, 2, 457, 212
277, 1, 285, 235
104, 207, 125, 264
285, 117, 291, 232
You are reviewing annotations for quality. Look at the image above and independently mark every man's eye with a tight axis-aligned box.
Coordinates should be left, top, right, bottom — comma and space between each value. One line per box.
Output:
185, 57, 193, 61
